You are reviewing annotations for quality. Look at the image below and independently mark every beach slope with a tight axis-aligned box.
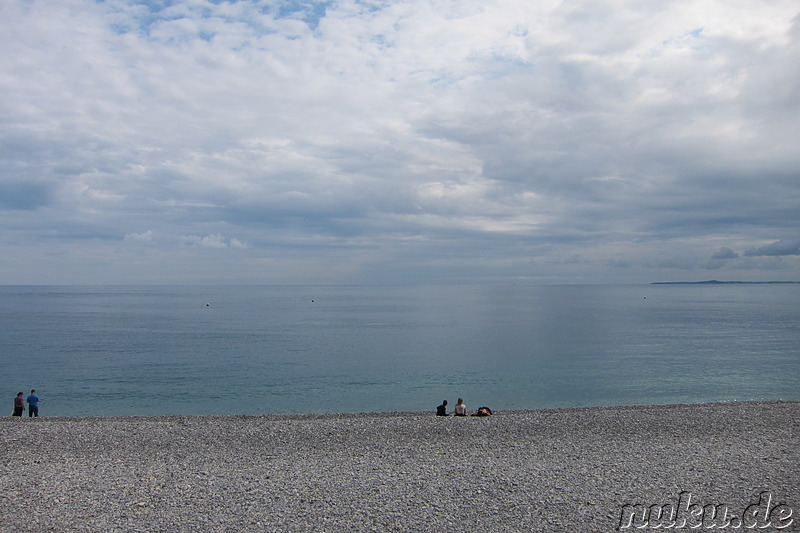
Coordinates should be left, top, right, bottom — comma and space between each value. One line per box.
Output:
1, 401, 797, 532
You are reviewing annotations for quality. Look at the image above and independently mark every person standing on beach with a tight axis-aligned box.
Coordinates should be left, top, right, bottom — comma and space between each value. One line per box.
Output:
13, 392, 24, 416
436, 400, 448, 416
454, 398, 467, 416
26, 390, 40, 417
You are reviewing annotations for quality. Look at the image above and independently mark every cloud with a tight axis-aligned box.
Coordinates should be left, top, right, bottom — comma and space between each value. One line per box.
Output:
124, 230, 154, 243
744, 240, 800, 257
0, 181, 50, 210
712, 247, 739, 260
182, 234, 247, 249
0, 0, 798, 284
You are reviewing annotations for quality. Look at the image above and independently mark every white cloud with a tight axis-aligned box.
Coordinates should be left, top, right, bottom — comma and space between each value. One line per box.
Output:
182, 234, 245, 249
124, 230, 154, 243
0, 0, 798, 284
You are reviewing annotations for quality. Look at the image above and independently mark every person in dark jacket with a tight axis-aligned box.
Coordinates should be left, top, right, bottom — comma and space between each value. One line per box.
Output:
12, 392, 24, 416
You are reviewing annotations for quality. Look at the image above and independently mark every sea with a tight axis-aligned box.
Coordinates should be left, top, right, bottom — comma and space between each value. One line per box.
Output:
1, 284, 798, 417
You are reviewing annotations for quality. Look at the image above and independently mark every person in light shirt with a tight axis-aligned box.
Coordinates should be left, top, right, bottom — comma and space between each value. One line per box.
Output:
454, 398, 467, 416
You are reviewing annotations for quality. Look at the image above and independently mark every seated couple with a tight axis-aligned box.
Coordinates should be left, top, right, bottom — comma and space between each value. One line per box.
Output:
436, 398, 492, 417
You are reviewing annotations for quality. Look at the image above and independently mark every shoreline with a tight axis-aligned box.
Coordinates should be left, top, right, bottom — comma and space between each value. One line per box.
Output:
9, 398, 798, 421
1, 401, 798, 532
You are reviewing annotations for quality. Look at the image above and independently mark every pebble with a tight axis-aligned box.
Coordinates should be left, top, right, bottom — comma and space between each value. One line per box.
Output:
0, 402, 797, 532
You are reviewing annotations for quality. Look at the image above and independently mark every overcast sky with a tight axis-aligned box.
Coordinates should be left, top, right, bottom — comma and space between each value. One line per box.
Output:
2, 0, 798, 285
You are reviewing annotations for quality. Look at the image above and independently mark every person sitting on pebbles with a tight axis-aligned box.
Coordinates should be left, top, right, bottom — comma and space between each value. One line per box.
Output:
472, 406, 493, 417
454, 398, 468, 416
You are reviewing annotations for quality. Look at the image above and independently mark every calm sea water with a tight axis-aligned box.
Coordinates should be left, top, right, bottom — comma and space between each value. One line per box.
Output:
1, 284, 798, 417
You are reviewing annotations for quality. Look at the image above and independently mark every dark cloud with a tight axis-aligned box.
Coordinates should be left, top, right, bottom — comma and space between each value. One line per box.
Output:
744, 240, 800, 257
0, 182, 50, 210
712, 247, 739, 260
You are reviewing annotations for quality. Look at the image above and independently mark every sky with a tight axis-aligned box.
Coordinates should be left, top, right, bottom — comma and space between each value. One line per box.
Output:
1, 0, 799, 285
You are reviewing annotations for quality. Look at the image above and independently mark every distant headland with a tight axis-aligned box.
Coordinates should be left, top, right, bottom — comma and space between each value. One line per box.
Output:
651, 280, 799, 285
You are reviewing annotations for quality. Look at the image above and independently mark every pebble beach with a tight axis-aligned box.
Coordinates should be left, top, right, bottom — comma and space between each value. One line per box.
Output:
1, 401, 798, 532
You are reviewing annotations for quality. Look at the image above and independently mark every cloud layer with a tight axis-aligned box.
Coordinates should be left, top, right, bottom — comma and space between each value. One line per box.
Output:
1, 0, 798, 284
